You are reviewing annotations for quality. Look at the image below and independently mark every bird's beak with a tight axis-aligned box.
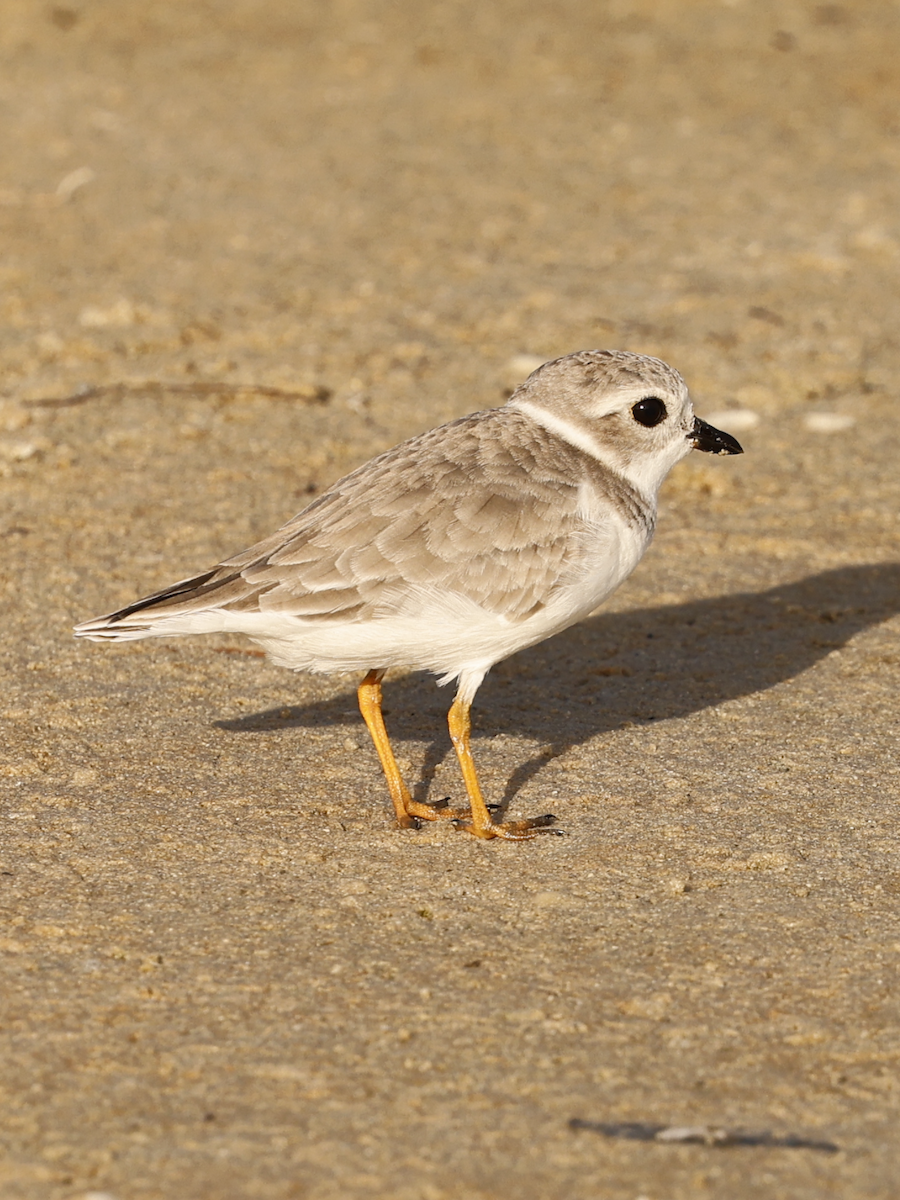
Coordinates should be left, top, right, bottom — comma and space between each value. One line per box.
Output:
690, 417, 743, 455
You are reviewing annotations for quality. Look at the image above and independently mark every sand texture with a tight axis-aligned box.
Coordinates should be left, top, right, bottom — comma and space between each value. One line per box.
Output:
1, 2, 899, 1197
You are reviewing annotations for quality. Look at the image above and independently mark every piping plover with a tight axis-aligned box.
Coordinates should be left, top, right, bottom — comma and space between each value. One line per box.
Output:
75, 350, 742, 839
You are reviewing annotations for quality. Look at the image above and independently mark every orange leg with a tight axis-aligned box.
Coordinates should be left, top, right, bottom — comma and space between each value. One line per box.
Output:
357, 670, 469, 828
447, 695, 559, 840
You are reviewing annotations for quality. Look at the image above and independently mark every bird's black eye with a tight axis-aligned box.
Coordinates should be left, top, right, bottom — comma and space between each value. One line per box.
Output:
631, 397, 667, 427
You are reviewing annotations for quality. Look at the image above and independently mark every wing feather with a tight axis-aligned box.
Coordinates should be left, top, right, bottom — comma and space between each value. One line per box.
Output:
85, 407, 631, 629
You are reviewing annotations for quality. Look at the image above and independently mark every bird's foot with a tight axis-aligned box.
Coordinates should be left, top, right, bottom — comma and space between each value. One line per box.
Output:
451, 812, 562, 841
402, 797, 473, 825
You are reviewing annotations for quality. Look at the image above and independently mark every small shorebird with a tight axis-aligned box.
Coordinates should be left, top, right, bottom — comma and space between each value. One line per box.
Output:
76, 350, 742, 839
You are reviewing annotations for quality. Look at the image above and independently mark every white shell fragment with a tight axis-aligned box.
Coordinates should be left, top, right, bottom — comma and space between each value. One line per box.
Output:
504, 354, 549, 384
704, 409, 760, 432
803, 412, 856, 433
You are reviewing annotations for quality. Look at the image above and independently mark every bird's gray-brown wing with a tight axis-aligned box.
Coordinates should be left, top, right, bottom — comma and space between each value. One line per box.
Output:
96, 408, 612, 628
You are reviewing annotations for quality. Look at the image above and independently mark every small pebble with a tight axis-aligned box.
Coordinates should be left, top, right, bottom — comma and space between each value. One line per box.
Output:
803, 412, 855, 432
55, 165, 95, 201
504, 354, 547, 388
79, 298, 135, 328
704, 408, 759, 432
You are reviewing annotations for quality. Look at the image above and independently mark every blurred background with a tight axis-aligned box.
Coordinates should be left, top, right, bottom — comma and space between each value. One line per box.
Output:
4, 0, 899, 603
3, 0, 899, 422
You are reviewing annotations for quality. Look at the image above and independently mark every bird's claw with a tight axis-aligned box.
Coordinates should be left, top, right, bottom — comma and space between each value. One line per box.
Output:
451, 812, 562, 840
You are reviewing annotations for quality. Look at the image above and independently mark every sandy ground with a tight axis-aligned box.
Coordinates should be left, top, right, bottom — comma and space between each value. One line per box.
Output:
1, 2, 900, 1197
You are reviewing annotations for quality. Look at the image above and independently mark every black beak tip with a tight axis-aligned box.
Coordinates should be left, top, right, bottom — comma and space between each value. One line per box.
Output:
691, 417, 744, 456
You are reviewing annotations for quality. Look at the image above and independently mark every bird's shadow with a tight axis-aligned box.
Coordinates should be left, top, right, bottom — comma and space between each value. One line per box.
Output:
215, 564, 900, 812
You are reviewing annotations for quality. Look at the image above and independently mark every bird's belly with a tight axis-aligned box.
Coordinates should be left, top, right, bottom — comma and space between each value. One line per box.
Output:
240, 514, 652, 681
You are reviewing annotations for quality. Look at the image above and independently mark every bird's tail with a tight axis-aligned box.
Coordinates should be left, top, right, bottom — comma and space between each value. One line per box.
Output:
74, 567, 234, 641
